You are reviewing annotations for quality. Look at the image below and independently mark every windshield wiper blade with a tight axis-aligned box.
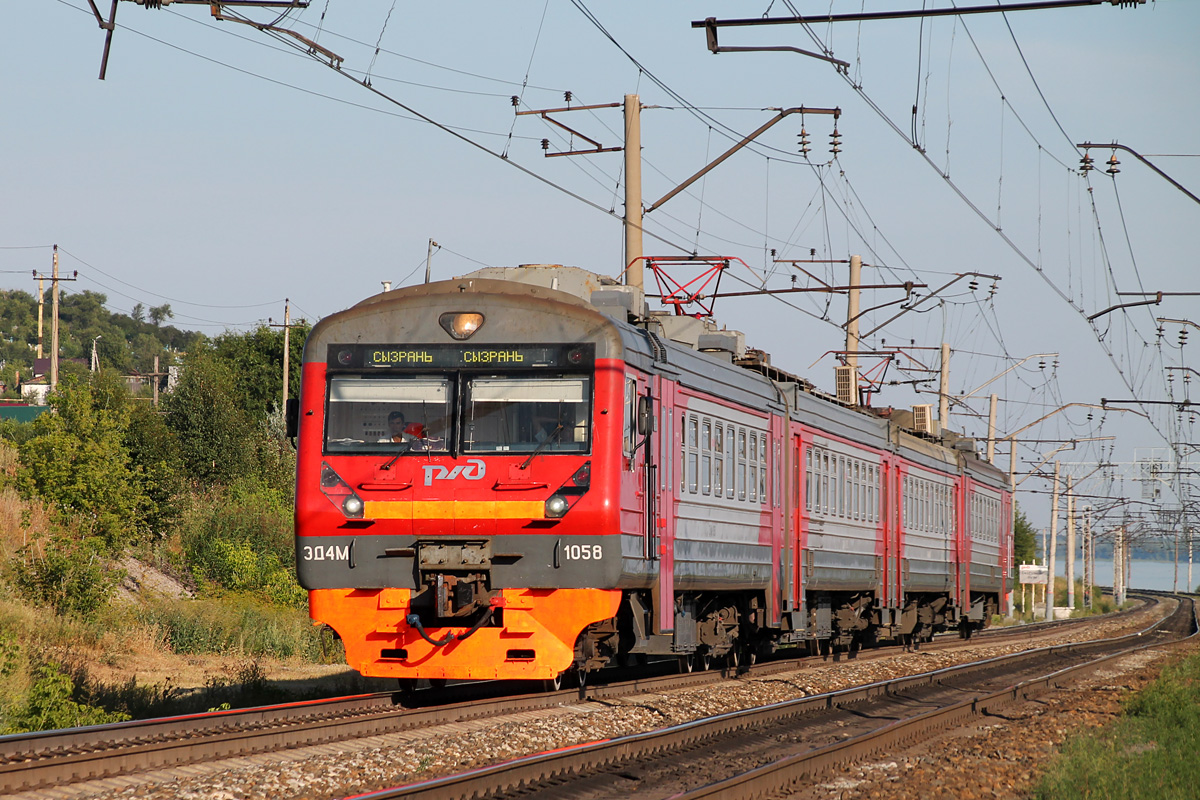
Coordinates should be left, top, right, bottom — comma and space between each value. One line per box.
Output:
519, 423, 563, 470
380, 441, 412, 471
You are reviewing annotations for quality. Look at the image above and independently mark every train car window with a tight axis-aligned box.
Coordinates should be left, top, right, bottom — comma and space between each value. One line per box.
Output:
760, 435, 768, 505
686, 416, 698, 494
701, 419, 712, 495
714, 424, 724, 496
623, 377, 637, 457
725, 427, 735, 498
680, 416, 686, 494
868, 466, 876, 523
748, 432, 758, 503
462, 376, 590, 453
804, 448, 812, 512
821, 452, 829, 515
737, 429, 747, 502
325, 376, 452, 454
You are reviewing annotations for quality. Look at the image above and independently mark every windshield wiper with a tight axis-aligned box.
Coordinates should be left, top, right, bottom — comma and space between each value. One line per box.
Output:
519, 423, 562, 470
379, 440, 412, 471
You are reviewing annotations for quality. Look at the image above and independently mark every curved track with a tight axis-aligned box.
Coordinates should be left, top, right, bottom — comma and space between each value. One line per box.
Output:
0, 596, 1163, 795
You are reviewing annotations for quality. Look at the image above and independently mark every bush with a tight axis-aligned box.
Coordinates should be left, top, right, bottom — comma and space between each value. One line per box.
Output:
178, 483, 302, 606
8, 535, 121, 619
3, 663, 129, 734
16, 376, 149, 544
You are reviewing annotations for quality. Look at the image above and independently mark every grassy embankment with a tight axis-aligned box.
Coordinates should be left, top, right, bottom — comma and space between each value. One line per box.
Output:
1036, 647, 1200, 800
0, 438, 358, 733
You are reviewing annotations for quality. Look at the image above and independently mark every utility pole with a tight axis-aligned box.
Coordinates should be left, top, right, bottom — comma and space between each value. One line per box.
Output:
35, 276, 44, 359
269, 299, 299, 412
938, 342, 951, 432
986, 393, 998, 464
424, 239, 439, 285
1083, 507, 1092, 609
31, 245, 78, 391
845, 254, 862, 396
1047, 461, 1060, 621
1113, 525, 1123, 606
152, 355, 162, 406
1066, 475, 1076, 611
624, 94, 643, 290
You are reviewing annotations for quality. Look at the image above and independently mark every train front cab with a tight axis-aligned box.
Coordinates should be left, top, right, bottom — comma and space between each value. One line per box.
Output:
295, 283, 628, 682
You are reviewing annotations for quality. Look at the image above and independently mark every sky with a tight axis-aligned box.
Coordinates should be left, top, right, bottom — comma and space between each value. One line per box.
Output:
3, 0, 1198, 547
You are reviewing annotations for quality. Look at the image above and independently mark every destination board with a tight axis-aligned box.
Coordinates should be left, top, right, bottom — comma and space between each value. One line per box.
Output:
328, 343, 594, 370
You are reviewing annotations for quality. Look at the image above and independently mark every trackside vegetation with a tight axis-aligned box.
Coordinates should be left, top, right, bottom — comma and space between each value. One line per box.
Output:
0, 288, 339, 732
1036, 648, 1200, 800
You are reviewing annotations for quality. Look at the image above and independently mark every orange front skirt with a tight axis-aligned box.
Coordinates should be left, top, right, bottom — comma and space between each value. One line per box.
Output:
310, 587, 623, 680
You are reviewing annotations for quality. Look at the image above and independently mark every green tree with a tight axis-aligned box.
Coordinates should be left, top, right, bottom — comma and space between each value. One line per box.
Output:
163, 352, 257, 485
210, 321, 311, 417
124, 402, 187, 536
148, 304, 173, 326
1014, 503, 1037, 565
16, 374, 148, 543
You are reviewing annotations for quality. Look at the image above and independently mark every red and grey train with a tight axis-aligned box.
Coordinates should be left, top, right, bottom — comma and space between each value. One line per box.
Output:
294, 265, 1011, 683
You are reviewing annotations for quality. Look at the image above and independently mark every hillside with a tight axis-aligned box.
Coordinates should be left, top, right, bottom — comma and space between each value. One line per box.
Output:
0, 307, 327, 732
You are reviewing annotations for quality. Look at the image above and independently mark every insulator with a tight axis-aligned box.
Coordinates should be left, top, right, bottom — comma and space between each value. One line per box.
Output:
1079, 152, 1094, 174
1087, 412, 1093, 421
969, 280, 979, 291
541, 138, 549, 150
791, 274, 797, 285
810, 248, 816, 257
770, 248, 777, 257
1107, 152, 1121, 175
511, 95, 520, 107
564, 91, 572, 103
830, 145, 841, 156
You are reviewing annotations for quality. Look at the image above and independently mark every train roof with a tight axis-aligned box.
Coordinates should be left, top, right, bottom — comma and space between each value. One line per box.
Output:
309, 265, 1009, 491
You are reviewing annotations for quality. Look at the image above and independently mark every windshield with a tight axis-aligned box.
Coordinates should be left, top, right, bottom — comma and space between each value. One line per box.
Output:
325, 376, 452, 453
462, 375, 591, 454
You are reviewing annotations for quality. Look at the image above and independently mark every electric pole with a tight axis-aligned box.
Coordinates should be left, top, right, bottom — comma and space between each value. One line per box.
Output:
269, 299, 299, 412
32, 245, 77, 391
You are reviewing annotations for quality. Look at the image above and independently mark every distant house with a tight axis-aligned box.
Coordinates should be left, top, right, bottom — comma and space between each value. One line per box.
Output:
20, 383, 50, 406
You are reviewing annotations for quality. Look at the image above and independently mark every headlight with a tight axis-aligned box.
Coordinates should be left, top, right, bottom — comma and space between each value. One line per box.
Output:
439, 312, 485, 340
343, 496, 365, 517
544, 495, 569, 519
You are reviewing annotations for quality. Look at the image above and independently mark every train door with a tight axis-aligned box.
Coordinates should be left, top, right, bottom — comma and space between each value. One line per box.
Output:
620, 372, 648, 546
956, 478, 970, 612
654, 377, 676, 634
886, 461, 902, 609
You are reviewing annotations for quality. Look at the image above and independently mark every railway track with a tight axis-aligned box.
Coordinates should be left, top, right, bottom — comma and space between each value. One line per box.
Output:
0, 596, 1161, 796
342, 594, 1196, 800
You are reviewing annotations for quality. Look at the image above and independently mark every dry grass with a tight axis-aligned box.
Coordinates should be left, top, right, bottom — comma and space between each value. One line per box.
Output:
0, 488, 54, 559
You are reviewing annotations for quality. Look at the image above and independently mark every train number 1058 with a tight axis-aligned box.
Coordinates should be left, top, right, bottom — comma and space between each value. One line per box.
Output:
563, 544, 603, 561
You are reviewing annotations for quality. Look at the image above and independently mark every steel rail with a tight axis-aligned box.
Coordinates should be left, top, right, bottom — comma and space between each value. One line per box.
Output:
346, 595, 1190, 800
0, 596, 1153, 793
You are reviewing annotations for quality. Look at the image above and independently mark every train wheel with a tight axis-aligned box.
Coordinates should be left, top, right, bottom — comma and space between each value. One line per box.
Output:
678, 654, 695, 673
396, 678, 417, 698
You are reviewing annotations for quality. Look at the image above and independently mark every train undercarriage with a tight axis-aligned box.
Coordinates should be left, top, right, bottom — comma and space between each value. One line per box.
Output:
564, 586, 1000, 681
